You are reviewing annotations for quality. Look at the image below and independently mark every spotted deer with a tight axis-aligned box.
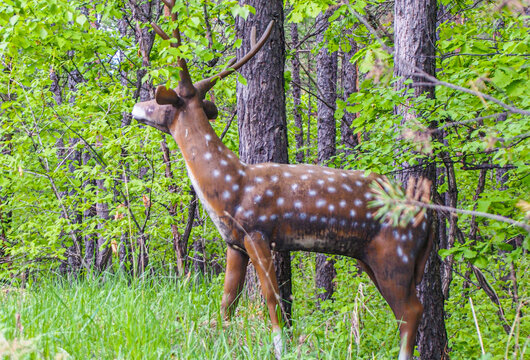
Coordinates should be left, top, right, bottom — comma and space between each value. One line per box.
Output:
131, 3, 433, 359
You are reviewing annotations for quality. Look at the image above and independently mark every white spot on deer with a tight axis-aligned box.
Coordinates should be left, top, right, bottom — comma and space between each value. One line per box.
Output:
401, 234, 407, 242
329, 218, 337, 225
308, 189, 317, 196
277, 197, 285, 206
402, 255, 409, 263
341, 184, 353, 192
393, 230, 400, 239
422, 222, 426, 231
364, 193, 373, 200
271, 175, 279, 182
222, 190, 230, 200
354, 199, 362, 207
291, 184, 299, 191
284, 212, 293, 218
220, 159, 228, 166
310, 215, 317, 222
340, 219, 346, 226
327, 177, 335, 182
339, 200, 347, 208
397, 246, 403, 257
254, 195, 262, 203
408, 230, 413, 241
328, 204, 335, 212
255, 164, 264, 168
366, 212, 372, 219
288, 164, 296, 168
301, 174, 309, 180
355, 180, 362, 187
232, 184, 240, 191
307, 169, 315, 173
341, 173, 347, 177
227, 153, 235, 159
238, 169, 246, 177
270, 214, 278, 220
259, 215, 267, 222
205, 134, 212, 141
324, 170, 333, 175
299, 213, 307, 220
204, 152, 212, 160
361, 173, 367, 178
320, 217, 327, 223
244, 210, 254, 218
265, 189, 274, 197
255, 177, 264, 183
294, 201, 303, 209
328, 187, 336, 193
272, 164, 280, 168
217, 146, 223, 152
225, 174, 232, 182
213, 169, 220, 177
317, 179, 325, 186
316, 199, 326, 208
350, 209, 356, 217
244, 186, 254, 193
284, 172, 292, 178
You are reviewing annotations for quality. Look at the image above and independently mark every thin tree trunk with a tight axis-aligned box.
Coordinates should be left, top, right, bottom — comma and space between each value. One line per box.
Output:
340, 32, 359, 156
291, 22, 304, 164
236, 0, 292, 324
394, 0, 448, 358
315, 9, 338, 304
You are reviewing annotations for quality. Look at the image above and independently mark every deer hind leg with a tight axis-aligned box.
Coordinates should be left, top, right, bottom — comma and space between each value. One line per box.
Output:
221, 246, 249, 320
364, 252, 423, 360
243, 231, 283, 359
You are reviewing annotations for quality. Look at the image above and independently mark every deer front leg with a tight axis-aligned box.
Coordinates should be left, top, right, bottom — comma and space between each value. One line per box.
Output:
243, 231, 283, 359
221, 245, 249, 320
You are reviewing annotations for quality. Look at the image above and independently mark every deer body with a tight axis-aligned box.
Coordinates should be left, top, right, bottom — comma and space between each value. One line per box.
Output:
132, 8, 431, 359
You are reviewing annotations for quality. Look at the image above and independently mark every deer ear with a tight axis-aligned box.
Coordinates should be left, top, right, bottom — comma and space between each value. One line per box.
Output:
155, 86, 183, 107
202, 100, 218, 120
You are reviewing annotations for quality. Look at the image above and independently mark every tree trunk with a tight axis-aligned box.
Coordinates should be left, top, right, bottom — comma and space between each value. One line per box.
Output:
394, 0, 448, 358
340, 32, 359, 156
291, 22, 304, 164
315, 9, 338, 304
236, 0, 292, 324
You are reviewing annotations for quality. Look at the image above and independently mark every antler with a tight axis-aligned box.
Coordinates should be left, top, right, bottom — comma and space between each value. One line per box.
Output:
194, 20, 274, 99
150, 0, 195, 96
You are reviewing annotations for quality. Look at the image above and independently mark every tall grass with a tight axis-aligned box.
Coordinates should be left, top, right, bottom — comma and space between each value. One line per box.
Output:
0, 255, 527, 359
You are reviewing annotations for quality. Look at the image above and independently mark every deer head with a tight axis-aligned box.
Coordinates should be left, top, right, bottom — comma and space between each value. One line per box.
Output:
132, 0, 273, 137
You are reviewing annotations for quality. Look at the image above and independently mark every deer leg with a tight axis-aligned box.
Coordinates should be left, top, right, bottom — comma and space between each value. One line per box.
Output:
221, 246, 249, 320
369, 265, 423, 360
243, 231, 283, 359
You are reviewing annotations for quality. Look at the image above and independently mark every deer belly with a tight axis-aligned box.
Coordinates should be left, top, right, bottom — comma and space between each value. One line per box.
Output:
273, 222, 374, 257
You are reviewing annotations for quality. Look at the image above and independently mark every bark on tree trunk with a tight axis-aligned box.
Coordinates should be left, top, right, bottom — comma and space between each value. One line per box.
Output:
236, 0, 292, 324
291, 22, 304, 164
394, 0, 448, 358
340, 32, 359, 156
315, 9, 338, 304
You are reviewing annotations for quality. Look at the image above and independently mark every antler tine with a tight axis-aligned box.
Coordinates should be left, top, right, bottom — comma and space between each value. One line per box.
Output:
195, 20, 274, 99
151, 0, 195, 96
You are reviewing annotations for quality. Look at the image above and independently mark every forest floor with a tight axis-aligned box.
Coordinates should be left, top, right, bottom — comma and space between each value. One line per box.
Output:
0, 260, 527, 359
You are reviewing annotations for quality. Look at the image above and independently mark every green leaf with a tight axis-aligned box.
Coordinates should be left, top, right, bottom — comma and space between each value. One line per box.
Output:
76, 14, 87, 26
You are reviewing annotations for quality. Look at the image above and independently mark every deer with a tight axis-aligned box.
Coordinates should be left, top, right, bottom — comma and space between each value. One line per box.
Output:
131, 3, 433, 359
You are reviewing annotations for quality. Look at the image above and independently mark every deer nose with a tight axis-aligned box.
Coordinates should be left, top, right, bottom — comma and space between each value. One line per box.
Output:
131, 104, 147, 121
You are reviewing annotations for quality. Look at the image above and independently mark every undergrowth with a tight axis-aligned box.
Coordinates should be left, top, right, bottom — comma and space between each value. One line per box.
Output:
0, 255, 527, 359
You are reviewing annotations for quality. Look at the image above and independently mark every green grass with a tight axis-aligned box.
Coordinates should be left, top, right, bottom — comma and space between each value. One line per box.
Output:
0, 258, 527, 359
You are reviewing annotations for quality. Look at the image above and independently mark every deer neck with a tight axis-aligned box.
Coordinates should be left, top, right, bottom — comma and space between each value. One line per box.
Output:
169, 102, 243, 222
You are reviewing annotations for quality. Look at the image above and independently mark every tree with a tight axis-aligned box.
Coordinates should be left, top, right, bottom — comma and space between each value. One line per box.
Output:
314, 7, 338, 303
393, 0, 448, 358
236, 0, 292, 323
